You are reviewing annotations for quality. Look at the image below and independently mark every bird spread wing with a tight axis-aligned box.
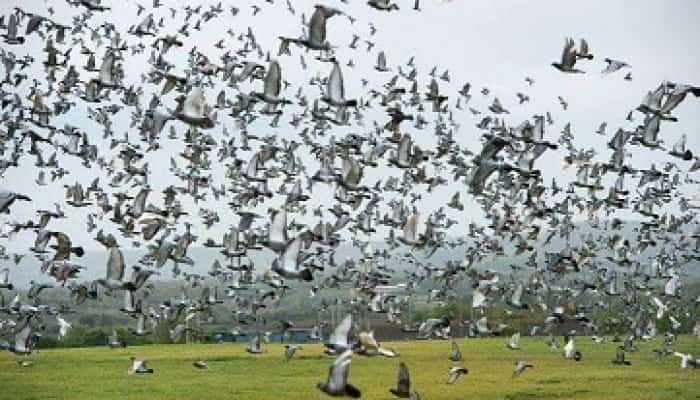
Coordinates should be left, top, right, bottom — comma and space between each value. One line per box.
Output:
264, 61, 281, 98
328, 62, 345, 103
107, 246, 125, 281
308, 8, 326, 45
269, 209, 288, 246
329, 315, 352, 347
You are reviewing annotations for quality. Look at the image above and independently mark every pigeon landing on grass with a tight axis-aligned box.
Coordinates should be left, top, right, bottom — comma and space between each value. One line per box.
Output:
193, 360, 209, 369
317, 349, 361, 398
390, 362, 421, 399
611, 347, 631, 366
446, 366, 468, 384
284, 344, 301, 362
447, 340, 462, 361
128, 357, 154, 374
513, 360, 533, 378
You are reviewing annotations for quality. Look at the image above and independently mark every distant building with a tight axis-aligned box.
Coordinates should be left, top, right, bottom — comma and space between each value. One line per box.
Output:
209, 328, 318, 344
282, 328, 316, 343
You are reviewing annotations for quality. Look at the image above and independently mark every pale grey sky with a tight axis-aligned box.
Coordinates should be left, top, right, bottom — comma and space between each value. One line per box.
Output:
1, 0, 699, 256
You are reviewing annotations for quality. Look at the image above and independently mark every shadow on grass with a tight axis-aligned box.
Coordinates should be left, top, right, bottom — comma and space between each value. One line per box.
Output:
535, 378, 563, 384
506, 389, 591, 400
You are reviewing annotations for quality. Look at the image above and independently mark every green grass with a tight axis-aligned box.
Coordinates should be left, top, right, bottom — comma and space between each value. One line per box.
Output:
1, 336, 698, 400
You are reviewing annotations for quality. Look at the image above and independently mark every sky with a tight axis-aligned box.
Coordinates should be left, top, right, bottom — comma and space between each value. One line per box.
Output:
1, 0, 699, 259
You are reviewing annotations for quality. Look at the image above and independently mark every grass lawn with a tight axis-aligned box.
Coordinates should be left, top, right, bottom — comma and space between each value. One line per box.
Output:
0, 336, 698, 400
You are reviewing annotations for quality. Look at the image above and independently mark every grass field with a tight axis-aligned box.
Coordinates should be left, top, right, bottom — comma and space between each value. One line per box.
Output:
0, 336, 698, 400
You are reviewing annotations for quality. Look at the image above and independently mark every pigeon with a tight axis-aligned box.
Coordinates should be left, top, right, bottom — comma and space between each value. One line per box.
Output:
673, 352, 698, 369
322, 60, 358, 108
108, 329, 126, 348
0, 190, 31, 214
552, 38, 585, 73
389, 362, 413, 398
246, 332, 265, 354
193, 360, 209, 369
96, 244, 136, 291
317, 350, 361, 398
280, 5, 343, 52
357, 331, 396, 357
507, 332, 521, 350
446, 366, 468, 384
602, 58, 630, 75
324, 315, 352, 355
0, 316, 39, 355
0, 4, 697, 397
128, 357, 154, 374
563, 337, 582, 361
0, 268, 13, 290
448, 340, 462, 361
512, 360, 533, 378
57, 315, 72, 339
368, 0, 400, 11
284, 344, 301, 362
272, 236, 313, 281
611, 347, 631, 366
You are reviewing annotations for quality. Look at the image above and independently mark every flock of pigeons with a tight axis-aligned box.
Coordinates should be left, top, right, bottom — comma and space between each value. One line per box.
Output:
0, 0, 699, 397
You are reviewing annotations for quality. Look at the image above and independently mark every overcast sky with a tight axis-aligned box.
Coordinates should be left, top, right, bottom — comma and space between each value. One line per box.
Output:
1, 0, 699, 255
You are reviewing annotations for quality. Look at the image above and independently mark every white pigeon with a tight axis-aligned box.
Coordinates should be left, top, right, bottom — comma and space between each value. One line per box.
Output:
563, 337, 576, 359
651, 296, 668, 319
325, 315, 353, 354
664, 274, 680, 297
357, 331, 396, 357
128, 357, 154, 374
472, 288, 487, 309
673, 352, 698, 369
57, 316, 72, 340
602, 58, 630, 74
507, 332, 521, 350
